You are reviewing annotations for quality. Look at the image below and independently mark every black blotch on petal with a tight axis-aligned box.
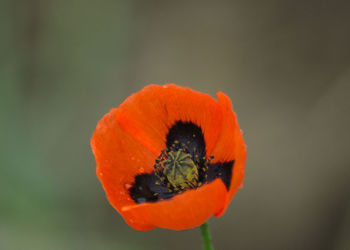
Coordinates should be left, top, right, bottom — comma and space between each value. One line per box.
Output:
129, 174, 174, 203
207, 161, 234, 189
166, 121, 206, 164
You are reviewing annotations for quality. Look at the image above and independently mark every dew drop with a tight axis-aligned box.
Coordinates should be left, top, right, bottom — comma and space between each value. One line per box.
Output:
136, 197, 146, 203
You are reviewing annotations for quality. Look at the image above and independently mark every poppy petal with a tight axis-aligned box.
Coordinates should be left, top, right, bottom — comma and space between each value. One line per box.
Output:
116, 85, 169, 156
211, 92, 246, 216
121, 179, 227, 230
156, 84, 225, 157
114, 84, 225, 160
91, 108, 156, 209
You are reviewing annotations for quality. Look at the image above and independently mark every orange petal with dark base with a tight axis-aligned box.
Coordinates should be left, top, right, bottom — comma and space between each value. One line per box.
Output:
156, 84, 224, 156
116, 84, 224, 157
115, 85, 170, 156
91, 108, 155, 208
121, 179, 227, 230
211, 92, 246, 216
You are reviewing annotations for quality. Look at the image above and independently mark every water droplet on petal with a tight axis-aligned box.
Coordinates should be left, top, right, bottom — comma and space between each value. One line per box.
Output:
136, 197, 146, 203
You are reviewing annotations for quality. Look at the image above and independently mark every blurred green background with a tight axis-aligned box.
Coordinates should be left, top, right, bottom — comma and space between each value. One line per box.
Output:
1, 0, 349, 249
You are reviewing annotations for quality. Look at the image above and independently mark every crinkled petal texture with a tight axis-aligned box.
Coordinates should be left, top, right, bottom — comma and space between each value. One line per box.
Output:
91, 84, 246, 230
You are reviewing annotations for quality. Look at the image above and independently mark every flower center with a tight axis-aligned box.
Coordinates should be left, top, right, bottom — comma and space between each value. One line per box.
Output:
129, 121, 235, 203
162, 149, 199, 189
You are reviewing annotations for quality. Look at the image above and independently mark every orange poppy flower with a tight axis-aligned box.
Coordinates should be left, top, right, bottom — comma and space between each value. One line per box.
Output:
91, 84, 246, 231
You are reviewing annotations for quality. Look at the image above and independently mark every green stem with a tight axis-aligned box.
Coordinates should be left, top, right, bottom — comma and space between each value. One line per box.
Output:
200, 221, 214, 250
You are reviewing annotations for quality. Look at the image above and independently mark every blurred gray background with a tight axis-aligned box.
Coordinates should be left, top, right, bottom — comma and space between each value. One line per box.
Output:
1, 0, 349, 249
